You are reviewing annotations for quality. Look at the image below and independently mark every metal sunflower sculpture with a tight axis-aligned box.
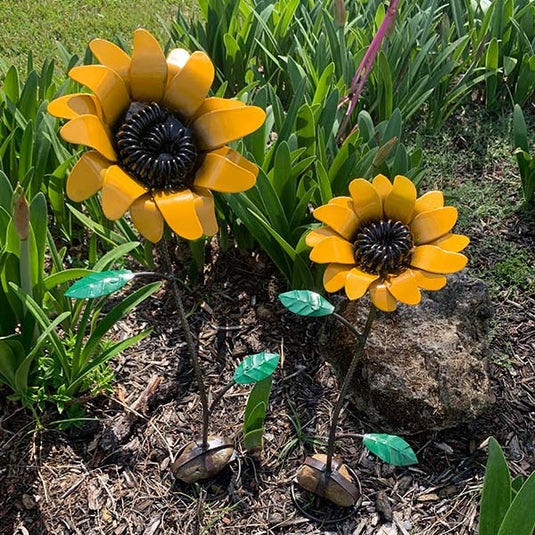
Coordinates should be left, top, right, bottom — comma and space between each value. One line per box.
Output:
53, 30, 268, 485
306, 174, 469, 310
48, 29, 265, 243
280, 174, 468, 510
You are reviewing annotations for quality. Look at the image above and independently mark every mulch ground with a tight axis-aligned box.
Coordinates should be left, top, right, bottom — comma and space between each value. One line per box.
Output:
1, 111, 534, 535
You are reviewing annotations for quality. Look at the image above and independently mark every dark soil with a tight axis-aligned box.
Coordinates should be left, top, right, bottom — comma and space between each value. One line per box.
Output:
1, 109, 534, 534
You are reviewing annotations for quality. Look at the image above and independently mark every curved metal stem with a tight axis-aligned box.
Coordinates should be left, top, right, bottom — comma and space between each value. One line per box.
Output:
325, 304, 377, 472
159, 240, 210, 447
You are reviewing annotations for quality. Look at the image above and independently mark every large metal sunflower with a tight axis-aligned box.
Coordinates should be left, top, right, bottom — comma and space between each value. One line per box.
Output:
306, 175, 469, 311
48, 29, 266, 243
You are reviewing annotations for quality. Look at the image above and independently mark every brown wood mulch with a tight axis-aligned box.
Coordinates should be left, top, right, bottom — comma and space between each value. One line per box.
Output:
1, 117, 534, 535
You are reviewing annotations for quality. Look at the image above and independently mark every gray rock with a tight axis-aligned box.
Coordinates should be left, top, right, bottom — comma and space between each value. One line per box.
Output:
320, 272, 494, 433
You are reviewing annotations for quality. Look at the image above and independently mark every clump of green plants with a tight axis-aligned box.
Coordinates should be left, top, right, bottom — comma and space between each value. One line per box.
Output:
0, 185, 158, 425
478, 437, 535, 535
513, 104, 535, 206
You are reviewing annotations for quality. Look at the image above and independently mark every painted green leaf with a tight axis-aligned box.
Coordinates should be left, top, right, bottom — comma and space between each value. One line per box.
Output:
65, 270, 135, 299
363, 433, 418, 466
479, 437, 512, 535
278, 290, 334, 317
497, 471, 535, 535
234, 352, 280, 384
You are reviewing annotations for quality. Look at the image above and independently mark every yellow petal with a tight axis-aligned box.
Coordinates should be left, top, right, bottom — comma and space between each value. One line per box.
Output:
411, 245, 467, 274
387, 270, 421, 305
384, 175, 416, 224
193, 148, 257, 193
410, 206, 458, 245
154, 189, 203, 240
130, 194, 164, 243
305, 227, 338, 248
372, 174, 393, 202
66, 151, 110, 202
69, 65, 130, 125
413, 191, 444, 217
166, 48, 191, 80
89, 38, 131, 81
309, 236, 355, 264
313, 203, 360, 241
47, 93, 102, 120
101, 165, 147, 220
191, 97, 245, 123
193, 106, 266, 151
212, 146, 258, 175
431, 233, 470, 252
369, 281, 397, 312
163, 51, 215, 117
60, 115, 116, 161
193, 188, 218, 236
344, 268, 378, 300
323, 263, 352, 292
129, 29, 167, 102
329, 196, 354, 210
411, 268, 447, 291
348, 178, 382, 223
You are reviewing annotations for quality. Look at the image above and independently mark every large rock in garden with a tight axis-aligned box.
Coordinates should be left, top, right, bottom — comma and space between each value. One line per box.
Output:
321, 272, 494, 433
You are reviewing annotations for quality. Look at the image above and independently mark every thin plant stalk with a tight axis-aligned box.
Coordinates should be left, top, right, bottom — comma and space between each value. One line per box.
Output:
337, 0, 400, 142
159, 240, 210, 447
325, 304, 377, 472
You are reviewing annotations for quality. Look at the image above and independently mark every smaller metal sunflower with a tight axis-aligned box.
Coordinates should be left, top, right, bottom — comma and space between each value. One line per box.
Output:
306, 175, 469, 311
48, 29, 265, 243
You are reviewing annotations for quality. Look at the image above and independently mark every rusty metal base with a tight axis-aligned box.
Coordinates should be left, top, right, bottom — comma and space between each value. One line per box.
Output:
292, 456, 362, 522
171, 436, 235, 484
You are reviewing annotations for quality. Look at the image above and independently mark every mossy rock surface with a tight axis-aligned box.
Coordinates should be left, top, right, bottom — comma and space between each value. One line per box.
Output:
321, 272, 494, 433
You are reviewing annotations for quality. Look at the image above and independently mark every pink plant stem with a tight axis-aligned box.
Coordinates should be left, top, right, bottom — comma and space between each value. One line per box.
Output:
337, 0, 400, 142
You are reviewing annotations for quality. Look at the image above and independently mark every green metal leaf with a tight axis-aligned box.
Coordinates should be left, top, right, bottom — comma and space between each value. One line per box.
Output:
362, 433, 418, 466
65, 270, 135, 299
234, 352, 280, 384
278, 290, 334, 317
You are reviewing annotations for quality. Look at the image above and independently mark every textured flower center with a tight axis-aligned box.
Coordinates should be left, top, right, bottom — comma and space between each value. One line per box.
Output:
354, 219, 413, 276
115, 102, 199, 191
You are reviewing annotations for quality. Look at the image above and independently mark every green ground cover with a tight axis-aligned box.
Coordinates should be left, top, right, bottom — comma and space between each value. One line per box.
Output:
0, 0, 194, 71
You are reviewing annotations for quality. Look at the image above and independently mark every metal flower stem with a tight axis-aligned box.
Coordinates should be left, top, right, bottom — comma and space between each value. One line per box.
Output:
159, 240, 210, 447
325, 303, 377, 472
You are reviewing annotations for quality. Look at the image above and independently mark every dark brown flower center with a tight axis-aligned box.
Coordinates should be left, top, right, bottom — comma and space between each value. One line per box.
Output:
115, 102, 199, 191
354, 219, 413, 276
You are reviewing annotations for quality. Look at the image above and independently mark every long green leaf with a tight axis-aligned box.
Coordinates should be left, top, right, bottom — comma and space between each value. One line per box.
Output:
497, 471, 535, 535
68, 328, 152, 395
243, 376, 273, 453
80, 281, 160, 362
9, 282, 70, 374
479, 437, 512, 535
44, 269, 94, 291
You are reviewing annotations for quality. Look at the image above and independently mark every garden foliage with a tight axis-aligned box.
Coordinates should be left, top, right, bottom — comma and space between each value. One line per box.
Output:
479, 437, 535, 535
